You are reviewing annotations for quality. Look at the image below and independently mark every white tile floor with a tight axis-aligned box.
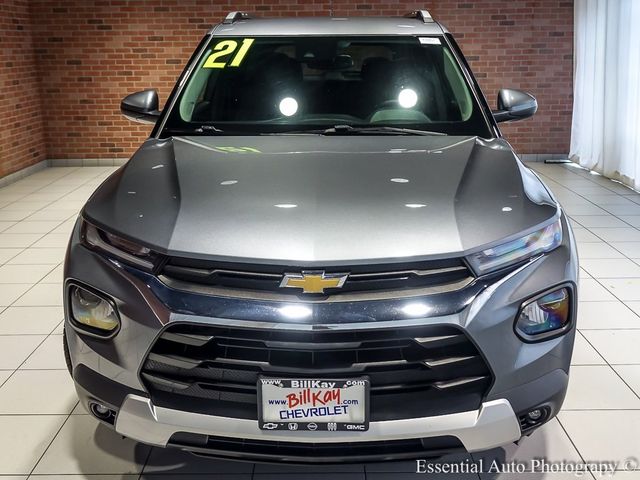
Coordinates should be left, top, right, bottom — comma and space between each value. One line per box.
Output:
0, 163, 639, 479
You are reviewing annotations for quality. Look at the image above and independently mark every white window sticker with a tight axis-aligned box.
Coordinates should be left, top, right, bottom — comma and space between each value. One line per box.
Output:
419, 37, 442, 45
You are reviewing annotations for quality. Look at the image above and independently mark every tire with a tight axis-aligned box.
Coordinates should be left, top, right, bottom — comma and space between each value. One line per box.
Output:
63, 329, 73, 377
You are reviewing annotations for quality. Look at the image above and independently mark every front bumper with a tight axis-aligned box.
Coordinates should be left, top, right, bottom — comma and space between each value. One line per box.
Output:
71, 359, 567, 461
64, 213, 578, 461
117, 395, 520, 451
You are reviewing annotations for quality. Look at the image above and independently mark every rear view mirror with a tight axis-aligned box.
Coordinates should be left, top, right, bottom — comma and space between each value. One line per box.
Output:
121, 89, 161, 124
493, 89, 537, 123
307, 55, 354, 71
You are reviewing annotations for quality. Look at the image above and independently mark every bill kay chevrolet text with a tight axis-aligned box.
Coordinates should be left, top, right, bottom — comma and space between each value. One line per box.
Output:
64, 10, 578, 463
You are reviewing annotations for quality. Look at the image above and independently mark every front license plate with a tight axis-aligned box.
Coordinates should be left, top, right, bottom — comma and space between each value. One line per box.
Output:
258, 377, 369, 432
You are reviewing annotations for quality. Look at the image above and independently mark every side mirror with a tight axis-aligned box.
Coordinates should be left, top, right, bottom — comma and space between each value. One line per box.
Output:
121, 89, 161, 125
493, 89, 537, 123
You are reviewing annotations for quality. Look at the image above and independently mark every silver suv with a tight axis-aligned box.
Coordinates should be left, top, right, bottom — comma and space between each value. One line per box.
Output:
63, 10, 578, 463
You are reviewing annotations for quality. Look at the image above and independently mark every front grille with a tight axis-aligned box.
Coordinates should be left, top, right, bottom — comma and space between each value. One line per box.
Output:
168, 432, 465, 463
140, 323, 492, 421
159, 257, 473, 296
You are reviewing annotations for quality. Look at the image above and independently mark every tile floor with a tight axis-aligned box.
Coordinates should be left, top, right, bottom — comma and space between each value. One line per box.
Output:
0, 163, 639, 479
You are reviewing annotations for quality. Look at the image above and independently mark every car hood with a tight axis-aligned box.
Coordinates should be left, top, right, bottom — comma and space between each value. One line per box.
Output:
84, 135, 558, 265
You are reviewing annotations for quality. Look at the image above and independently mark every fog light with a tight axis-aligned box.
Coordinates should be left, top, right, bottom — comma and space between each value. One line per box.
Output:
92, 403, 110, 416
519, 407, 550, 432
527, 409, 542, 420
516, 287, 571, 340
89, 402, 116, 424
70, 285, 119, 334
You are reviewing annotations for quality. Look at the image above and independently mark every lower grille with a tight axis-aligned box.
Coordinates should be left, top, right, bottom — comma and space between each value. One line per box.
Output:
168, 432, 465, 463
140, 323, 492, 421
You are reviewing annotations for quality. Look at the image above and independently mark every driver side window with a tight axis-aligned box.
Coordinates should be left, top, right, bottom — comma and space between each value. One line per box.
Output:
443, 49, 473, 120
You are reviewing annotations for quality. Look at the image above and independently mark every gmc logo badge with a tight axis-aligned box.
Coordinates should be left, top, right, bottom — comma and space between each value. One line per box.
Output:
346, 425, 365, 430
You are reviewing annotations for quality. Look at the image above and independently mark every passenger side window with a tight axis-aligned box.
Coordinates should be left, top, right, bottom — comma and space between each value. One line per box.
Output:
180, 53, 216, 121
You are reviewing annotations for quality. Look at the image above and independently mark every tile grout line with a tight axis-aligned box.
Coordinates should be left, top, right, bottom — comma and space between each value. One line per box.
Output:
0, 168, 114, 421
535, 165, 640, 398
0, 167, 88, 262
558, 162, 640, 195
533, 163, 640, 468
536, 167, 640, 231
20, 167, 118, 476
578, 329, 640, 402
0, 168, 116, 477
138, 445, 156, 480
1, 168, 116, 312
538, 166, 638, 202
574, 245, 640, 272
556, 416, 598, 480
547, 165, 640, 400
560, 164, 640, 198
573, 330, 607, 365
25, 413, 74, 477
0, 264, 59, 294
1, 167, 82, 211
0, 303, 78, 411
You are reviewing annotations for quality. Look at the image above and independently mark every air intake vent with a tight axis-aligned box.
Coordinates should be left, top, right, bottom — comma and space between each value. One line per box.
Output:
168, 432, 464, 463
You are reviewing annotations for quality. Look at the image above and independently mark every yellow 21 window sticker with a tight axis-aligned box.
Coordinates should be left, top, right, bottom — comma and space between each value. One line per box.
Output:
203, 38, 254, 69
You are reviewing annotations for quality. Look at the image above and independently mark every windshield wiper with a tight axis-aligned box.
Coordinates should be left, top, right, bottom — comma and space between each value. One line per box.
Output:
163, 125, 226, 135
195, 125, 225, 133
170, 124, 447, 136
324, 125, 446, 136
265, 125, 446, 136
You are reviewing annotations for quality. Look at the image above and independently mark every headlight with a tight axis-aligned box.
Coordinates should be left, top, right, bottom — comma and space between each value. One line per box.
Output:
467, 218, 562, 274
515, 287, 572, 340
103, 230, 151, 257
82, 221, 156, 270
69, 285, 119, 335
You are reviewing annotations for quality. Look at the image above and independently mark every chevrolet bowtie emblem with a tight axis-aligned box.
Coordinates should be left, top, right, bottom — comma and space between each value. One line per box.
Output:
280, 271, 349, 294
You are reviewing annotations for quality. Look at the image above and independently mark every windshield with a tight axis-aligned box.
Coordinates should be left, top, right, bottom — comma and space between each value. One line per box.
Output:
162, 35, 492, 136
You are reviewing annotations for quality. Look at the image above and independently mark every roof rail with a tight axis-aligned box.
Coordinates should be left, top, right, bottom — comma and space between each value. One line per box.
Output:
405, 10, 434, 23
222, 11, 251, 24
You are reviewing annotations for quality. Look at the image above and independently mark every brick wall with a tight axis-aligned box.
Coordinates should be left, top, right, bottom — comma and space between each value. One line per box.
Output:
0, 0, 47, 178
3, 0, 573, 175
